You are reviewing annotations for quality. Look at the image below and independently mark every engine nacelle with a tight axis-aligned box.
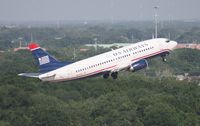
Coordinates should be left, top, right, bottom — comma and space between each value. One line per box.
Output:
129, 59, 148, 72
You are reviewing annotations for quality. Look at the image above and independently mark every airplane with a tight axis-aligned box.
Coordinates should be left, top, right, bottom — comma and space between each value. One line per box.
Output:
18, 38, 177, 82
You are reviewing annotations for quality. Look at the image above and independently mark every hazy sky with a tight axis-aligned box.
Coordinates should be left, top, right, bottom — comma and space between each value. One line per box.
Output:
0, 0, 199, 21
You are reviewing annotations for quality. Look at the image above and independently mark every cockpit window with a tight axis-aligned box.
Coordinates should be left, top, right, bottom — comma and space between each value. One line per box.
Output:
166, 39, 170, 43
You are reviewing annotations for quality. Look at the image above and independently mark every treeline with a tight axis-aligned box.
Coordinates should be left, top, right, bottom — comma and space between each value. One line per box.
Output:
0, 49, 200, 126
1, 21, 200, 50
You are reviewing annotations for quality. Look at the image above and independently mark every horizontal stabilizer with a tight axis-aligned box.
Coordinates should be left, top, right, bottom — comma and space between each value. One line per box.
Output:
18, 73, 41, 78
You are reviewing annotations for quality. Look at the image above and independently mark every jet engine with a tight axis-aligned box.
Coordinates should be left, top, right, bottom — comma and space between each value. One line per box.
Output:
129, 59, 148, 72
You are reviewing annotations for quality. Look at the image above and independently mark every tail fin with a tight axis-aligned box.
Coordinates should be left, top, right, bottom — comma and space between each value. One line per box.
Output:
28, 43, 69, 73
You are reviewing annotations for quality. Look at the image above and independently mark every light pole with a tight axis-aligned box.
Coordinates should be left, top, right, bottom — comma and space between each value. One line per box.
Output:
154, 6, 159, 38
94, 38, 98, 52
73, 48, 76, 60
18, 37, 23, 47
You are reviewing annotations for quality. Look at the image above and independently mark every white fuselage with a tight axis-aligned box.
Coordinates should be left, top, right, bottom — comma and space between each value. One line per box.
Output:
39, 38, 177, 82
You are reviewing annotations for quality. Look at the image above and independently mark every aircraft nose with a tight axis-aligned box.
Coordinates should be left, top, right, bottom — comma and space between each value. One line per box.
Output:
169, 41, 178, 50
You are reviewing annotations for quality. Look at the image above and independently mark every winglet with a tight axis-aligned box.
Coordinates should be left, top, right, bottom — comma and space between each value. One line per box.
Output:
28, 43, 40, 51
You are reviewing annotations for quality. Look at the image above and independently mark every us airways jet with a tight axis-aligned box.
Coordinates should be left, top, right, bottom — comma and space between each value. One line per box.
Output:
19, 38, 177, 82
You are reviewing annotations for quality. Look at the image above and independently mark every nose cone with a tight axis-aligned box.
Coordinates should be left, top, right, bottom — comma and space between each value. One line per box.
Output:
169, 41, 178, 50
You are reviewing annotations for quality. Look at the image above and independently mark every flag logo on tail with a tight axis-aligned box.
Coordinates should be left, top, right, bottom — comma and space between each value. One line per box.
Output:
38, 55, 50, 65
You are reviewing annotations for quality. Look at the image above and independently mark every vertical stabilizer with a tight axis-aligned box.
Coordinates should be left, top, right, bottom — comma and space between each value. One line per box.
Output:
28, 43, 67, 73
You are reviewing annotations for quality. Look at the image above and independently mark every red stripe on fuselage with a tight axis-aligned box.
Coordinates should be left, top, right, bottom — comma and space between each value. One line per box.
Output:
51, 65, 117, 82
